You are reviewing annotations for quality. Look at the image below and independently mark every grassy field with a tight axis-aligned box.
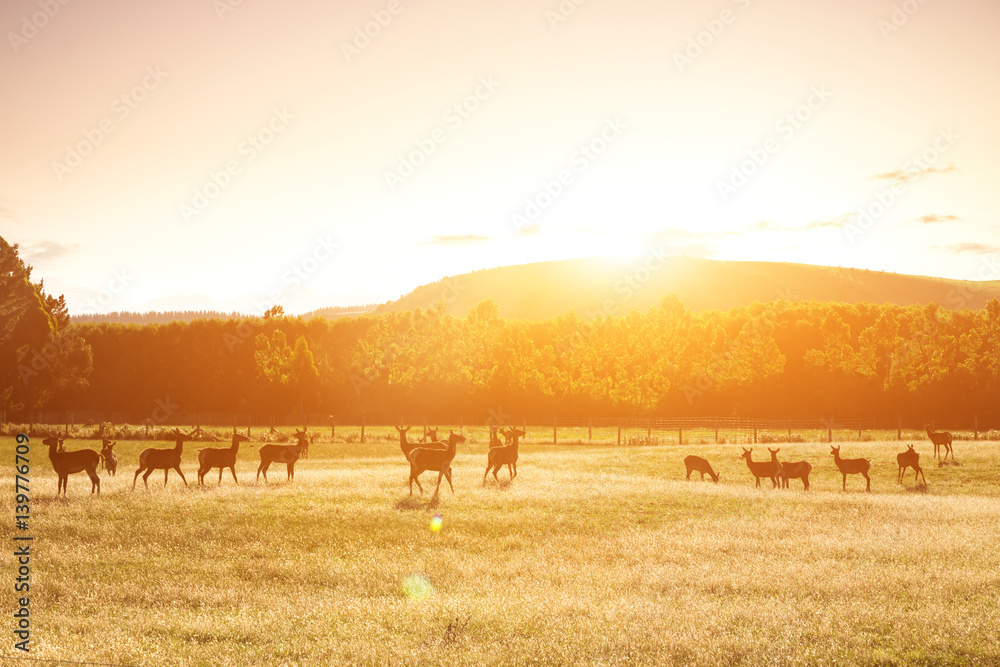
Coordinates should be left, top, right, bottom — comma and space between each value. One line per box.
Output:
2, 434, 999, 665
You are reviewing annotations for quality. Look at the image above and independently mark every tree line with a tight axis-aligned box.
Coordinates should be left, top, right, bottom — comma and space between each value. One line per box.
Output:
4, 238, 1000, 422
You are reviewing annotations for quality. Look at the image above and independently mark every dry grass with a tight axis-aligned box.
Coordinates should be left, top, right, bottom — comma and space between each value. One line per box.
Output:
2, 436, 999, 665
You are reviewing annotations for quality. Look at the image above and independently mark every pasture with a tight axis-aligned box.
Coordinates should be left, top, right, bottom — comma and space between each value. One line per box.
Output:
3, 432, 999, 665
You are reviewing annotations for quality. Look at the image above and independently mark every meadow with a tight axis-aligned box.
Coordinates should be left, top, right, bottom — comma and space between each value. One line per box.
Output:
2, 430, 999, 666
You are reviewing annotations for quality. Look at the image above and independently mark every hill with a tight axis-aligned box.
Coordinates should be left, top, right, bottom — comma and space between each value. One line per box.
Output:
375, 256, 1000, 319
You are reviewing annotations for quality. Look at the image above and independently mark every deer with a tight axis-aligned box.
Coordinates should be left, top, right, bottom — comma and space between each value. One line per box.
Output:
422, 426, 439, 444
831, 445, 871, 492
100, 440, 118, 477
484, 427, 523, 483
767, 448, 811, 490
396, 425, 445, 459
45, 436, 101, 496
198, 429, 249, 486
133, 428, 192, 489
683, 455, 719, 483
924, 425, 953, 463
257, 428, 309, 483
897, 444, 926, 486
407, 430, 466, 499
741, 448, 778, 488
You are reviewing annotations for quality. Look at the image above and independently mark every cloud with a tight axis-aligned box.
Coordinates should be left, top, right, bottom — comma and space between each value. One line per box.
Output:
21, 240, 80, 263
748, 220, 780, 232
916, 214, 961, 224
869, 164, 956, 185
423, 234, 493, 246
945, 243, 1000, 255
804, 213, 853, 230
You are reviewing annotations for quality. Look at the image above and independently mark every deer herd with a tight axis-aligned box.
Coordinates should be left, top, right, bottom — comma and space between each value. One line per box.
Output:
40, 423, 957, 498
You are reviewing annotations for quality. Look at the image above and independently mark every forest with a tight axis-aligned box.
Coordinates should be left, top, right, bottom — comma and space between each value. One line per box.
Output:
4, 237, 1000, 422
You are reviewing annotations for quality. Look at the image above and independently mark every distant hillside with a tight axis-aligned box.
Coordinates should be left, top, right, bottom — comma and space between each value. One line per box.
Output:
71, 305, 375, 325
375, 256, 1000, 320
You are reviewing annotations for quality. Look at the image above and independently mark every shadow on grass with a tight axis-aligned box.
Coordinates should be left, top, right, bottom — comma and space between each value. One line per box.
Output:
395, 496, 437, 511
482, 477, 515, 490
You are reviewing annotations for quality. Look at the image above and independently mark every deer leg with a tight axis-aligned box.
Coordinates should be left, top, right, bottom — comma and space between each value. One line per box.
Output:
511, 462, 517, 479
483, 464, 490, 484
89, 468, 100, 495
287, 462, 294, 480
163, 469, 169, 486
230, 467, 238, 485
842, 473, 847, 491
218, 468, 224, 485
142, 469, 153, 489
492, 464, 500, 482
863, 472, 871, 492
175, 467, 187, 486
445, 467, 454, 494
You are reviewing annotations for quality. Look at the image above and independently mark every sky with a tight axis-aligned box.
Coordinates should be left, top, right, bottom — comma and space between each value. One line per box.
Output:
1, 0, 998, 315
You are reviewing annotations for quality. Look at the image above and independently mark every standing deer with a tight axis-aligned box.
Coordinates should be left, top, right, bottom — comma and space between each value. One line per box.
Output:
897, 444, 926, 485
45, 436, 101, 496
396, 425, 445, 459
767, 448, 811, 490
133, 428, 192, 489
741, 448, 778, 488
100, 440, 118, 477
831, 446, 871, 492
924, 425, 953, 463
484, 427, 523, 483
683, 455, 719, 483
257, 428, 309, 482
198, 429, 249, 486
407, 430, 466, 499
422, 426, 440, 444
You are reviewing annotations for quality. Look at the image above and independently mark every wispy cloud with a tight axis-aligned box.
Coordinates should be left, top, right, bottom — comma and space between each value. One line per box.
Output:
869, 164, 956, 186
21, 239, 80, 263
804, 213, 853, 229
423, 234, 492, 246
748, 220, 780, 232
916, 214, 961, 224
945, 242, 1000, 255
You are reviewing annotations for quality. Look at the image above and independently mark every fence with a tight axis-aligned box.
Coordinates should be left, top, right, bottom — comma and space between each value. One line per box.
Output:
1, 410, 997, 443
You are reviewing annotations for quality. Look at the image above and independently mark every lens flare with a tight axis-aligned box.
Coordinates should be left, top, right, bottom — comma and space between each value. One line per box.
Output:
401, 573, 433, 599
430, 513, 443, 532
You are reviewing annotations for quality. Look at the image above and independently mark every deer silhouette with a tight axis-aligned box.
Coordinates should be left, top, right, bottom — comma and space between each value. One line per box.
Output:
831, 446, 871, 492
767, 448, 811, 490
897, 444, 926, 485
198, 428, 249, 486
133, 428, 192, 489
407, 430, 466, 499
100, 440, 117, 477
484, 427, 523, 483
741, 448, 778, 488
257, 428, 309, 482
683, 455, 719, 483
924, 425, 953, 463
45, 436, 101, 496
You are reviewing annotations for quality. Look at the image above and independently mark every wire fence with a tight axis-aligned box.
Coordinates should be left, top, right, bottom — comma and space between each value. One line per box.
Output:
2, 410, 998, 444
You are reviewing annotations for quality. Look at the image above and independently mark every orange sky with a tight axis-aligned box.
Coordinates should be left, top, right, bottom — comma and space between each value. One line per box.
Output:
1, 0, 998, 314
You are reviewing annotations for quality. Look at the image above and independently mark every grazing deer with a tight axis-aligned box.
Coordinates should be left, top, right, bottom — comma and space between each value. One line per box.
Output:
407, 430, 466, 498
484, 428, 522, 483
924, 425, 953, 463
100, 440, 118, 477
257, 428, 309, 482
897, 444, 926, 485
831, 446, 871, 492
198, 429, 249, 486
767, 448, 811, 490
683, 455, 719, 483
45, 436, 101, 496
133, 428, 192, 489
741, 448, 778, 488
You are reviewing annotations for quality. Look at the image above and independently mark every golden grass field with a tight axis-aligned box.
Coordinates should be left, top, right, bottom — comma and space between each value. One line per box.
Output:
2, 430, 999, 666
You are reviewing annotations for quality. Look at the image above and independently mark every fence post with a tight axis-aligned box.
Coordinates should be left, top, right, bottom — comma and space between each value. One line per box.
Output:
588, 417, 592, 443
787, 421, 791, 438
553, 416, 557, 445
974, 414, 978, 440
678, 420, 682, 446
423, 417, 427, 442
753, 423, 757, 445
828, 418, 833, 443
897, 415, 901, 441
617, 418, 621, 446
331, 415, 335, 441
361, 412, 366, 444
714, 421, 718, 444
